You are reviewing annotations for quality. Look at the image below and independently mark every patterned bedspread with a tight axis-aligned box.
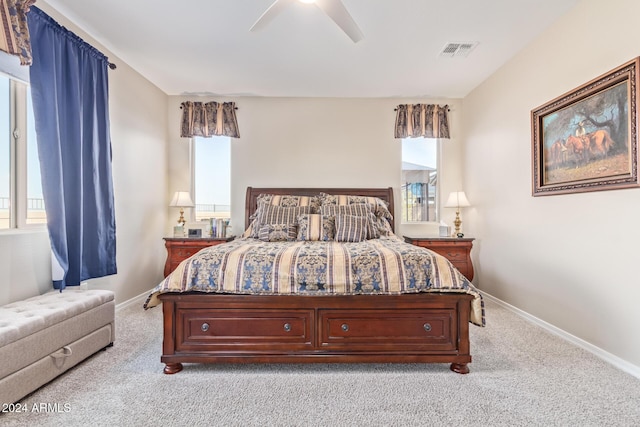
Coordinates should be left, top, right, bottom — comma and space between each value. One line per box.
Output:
144, 236, 485, 326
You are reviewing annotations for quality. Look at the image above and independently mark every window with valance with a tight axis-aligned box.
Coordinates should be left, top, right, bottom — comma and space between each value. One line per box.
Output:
394, 104, 450, 139
395, 104, 449, 224
180, 101, 240, 138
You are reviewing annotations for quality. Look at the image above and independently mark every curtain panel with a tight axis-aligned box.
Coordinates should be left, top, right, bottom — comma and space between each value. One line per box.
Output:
394, 104, 450, 139
0, 0, 35, 65
180, 101, 240, 138
28, 7, 117, 290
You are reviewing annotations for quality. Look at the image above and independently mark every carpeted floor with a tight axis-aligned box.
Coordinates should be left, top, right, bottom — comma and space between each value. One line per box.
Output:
2, 297, 640, 426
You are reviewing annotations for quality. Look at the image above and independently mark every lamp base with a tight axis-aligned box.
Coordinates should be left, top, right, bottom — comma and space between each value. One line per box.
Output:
177, 208, 186, 228
453, 210, 462, 237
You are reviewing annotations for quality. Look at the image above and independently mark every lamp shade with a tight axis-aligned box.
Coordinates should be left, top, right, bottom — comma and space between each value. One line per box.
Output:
169, 191, 194, 207
444, 191, 470, 208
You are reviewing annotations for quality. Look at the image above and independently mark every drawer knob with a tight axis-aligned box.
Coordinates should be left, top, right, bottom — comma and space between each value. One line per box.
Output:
201, 322, 210, 332
283, 323, 291, 332
423, 323, 432, 332
341, 323, 349, 332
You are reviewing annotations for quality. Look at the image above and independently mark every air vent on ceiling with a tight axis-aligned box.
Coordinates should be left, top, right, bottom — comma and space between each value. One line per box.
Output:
439, 42, 478, 58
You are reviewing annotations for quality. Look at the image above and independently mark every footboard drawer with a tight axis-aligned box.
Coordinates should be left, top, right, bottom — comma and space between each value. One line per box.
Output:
318, 309, 456, 351
176, 309, 314, 352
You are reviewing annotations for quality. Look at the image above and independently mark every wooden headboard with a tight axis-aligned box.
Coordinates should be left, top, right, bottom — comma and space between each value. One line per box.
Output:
245, 187, 395, 230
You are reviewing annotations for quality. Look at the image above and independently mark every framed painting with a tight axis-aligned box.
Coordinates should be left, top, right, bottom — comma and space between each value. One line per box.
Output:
531, 57, 640, 196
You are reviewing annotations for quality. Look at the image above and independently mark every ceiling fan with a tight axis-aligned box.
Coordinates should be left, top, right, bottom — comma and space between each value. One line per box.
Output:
250, 0, 364, 43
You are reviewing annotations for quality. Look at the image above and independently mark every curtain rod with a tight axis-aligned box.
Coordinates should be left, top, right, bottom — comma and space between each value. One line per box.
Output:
179, 104, 238, 110
393, 106, 451, 112
32, 7, 117, 71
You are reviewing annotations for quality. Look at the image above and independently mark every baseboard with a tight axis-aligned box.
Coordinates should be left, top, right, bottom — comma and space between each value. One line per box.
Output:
115, 290, 151, 312
482, 291, 640, 380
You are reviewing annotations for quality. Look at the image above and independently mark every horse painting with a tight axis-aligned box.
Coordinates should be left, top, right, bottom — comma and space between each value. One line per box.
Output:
564, 134, 589, 166
562, 129, 615, 166
587, 129, 615, 157
548, 139, 567, 169
533, 57, 639, 195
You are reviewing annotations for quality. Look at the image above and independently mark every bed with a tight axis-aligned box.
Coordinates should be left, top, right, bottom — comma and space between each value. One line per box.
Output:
145, 187, 484, 374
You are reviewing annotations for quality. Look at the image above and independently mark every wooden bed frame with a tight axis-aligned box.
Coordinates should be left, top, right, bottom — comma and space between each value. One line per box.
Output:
159, 187, 473, 374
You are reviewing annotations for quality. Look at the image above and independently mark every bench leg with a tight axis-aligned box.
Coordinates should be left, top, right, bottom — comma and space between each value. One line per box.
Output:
98, 342, 114, 352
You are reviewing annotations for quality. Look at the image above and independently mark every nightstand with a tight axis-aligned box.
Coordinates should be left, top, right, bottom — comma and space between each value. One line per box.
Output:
163, 237, 234, 277
403, 236, 475, 281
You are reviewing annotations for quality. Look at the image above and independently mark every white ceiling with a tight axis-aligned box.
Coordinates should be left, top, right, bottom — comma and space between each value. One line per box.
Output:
42, 0, 578, 98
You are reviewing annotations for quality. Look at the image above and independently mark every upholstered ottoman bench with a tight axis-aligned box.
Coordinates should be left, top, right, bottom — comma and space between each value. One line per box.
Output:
0, 289, 115, 404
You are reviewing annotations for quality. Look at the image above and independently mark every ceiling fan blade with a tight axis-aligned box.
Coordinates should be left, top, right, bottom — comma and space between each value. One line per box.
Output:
250, 0, 296, 32
315, 0, 364, 43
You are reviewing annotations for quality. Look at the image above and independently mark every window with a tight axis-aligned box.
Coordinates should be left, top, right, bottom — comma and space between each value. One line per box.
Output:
0, 73, 44, 230
0, 76, 10, 229
401, 137, 438, 223
25, 87, 44, 224
192, 136, 231, 222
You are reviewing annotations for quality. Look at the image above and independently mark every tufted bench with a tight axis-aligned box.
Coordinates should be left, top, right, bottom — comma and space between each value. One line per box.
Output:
0, 289, 115, 404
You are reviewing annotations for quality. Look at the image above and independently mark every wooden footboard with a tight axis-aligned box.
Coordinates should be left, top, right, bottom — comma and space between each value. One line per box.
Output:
159, 292, 473, 374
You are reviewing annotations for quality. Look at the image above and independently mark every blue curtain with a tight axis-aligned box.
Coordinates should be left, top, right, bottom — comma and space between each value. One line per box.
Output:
27, 7, 117, 290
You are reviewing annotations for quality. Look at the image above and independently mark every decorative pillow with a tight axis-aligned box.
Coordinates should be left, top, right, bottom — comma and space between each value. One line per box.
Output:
250, 205, 312, 237
255, 194, 320, 211
319, 204, 379, 239
297, 214, 335, 241
257, 224, 298, 242
334, 214, 368, 242
374, 216, 394, 236
319, 192, 393, 221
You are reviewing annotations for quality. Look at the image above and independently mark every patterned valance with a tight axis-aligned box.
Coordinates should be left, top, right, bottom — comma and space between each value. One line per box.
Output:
394, 104, 450, 139
180, 101, 240, 138
0, 0, 35, 65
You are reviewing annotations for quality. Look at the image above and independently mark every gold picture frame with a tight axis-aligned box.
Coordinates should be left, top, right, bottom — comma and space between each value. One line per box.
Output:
531, 57, 640, 196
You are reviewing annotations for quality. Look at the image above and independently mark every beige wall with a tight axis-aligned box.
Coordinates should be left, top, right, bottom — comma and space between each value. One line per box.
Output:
463, 0, 640, 369
167, 96, 467, 238
0, 3, 169, 305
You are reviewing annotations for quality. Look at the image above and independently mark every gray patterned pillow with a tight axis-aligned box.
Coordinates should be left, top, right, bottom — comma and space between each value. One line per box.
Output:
297, 214, 335, 241
319, 204, 379, 239
334, 214, 368, 242
319, 192, 393, 221
257, 224, 298, 242
255, 194, 320, 211
374, 216, 394, 236
251, 205, 312, 238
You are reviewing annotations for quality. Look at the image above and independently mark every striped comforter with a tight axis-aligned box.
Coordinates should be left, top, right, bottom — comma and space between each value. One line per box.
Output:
144, 236, 485, 326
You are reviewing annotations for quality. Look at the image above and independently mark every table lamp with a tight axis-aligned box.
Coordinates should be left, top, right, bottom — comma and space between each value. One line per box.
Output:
444, 191, 470, 237
169, 191, 194, 228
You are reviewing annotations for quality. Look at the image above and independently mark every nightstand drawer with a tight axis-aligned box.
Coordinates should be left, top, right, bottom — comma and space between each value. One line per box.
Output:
429, 247, 465, 259
450, 260, 469, 272
403, 236, 475, 281
173, 247, 204, 258
164, 237, 234, 277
